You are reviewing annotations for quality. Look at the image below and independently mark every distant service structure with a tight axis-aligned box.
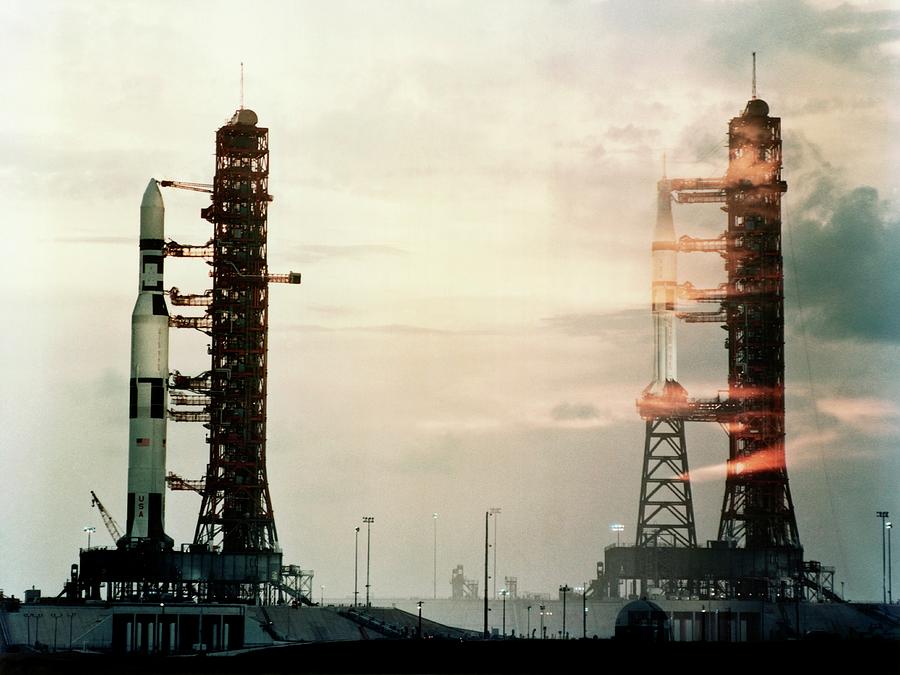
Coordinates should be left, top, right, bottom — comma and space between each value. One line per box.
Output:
74, 107, 307, 607
595, 72, 834, 602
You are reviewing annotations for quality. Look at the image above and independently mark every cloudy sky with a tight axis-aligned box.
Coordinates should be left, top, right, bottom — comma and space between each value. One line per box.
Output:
1, 0, 898, 604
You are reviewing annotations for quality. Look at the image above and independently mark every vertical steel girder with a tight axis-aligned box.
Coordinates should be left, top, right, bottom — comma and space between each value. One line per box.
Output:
718, 108, 800, 550
194, 119, 278, 553
623, 99, 803, 600
636, 418, 698, 548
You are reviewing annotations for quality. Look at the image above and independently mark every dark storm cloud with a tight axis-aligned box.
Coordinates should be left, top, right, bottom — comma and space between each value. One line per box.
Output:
712, 2, 900, 69
787, 184, 900, 342
596, 0, 899, 71
551, 402, 601, 421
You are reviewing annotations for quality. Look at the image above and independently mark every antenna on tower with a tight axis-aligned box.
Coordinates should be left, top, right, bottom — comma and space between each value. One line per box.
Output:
752, 52, 757, 99
662, 151, 667, 179
240, 62, 244, 110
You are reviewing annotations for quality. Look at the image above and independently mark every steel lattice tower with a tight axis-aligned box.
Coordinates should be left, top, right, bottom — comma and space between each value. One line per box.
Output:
73, 108, 304, 606
631, 93, 801, 579
635, 180, 697, 550
194, 109, 278, 552
636, 418, 697, 547
603, 71, 809, 602
718, 97, 800, 549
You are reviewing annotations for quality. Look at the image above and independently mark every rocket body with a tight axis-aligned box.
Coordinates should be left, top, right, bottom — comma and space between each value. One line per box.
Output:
123, 179, 173, 548
646, 180, 681, 397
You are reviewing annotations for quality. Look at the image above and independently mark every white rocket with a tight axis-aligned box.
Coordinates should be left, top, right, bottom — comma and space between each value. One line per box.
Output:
122, 179, 173, 549
644, 179, 685, 398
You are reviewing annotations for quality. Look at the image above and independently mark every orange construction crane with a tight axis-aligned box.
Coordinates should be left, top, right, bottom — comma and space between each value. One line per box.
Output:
90, 490, 123, 543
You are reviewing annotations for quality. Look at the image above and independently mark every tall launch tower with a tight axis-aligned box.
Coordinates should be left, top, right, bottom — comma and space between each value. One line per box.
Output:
600, 66, 810, 601
75, 107, 304, 605
718, 96, 799, 548
196, 109, 278, 552
168, 108, 300, 557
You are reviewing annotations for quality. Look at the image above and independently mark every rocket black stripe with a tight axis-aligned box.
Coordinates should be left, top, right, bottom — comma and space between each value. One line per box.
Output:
132, 377, 166, 419
129, 378, 137, 419
148, 493, 164, 539
125, 492, 135, 534
137, 377, 166, 419
139, 238, 165, 250
152, 294, 169, 316
151, 380, 165, 419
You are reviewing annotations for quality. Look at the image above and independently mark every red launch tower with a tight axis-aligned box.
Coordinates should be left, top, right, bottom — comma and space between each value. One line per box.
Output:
196, 109, 279, 552
599, 73, 817, 601
718, 97, 799, 549
635, 94, 800, 553
168, 108, 300, 555
75, 108, 306, 605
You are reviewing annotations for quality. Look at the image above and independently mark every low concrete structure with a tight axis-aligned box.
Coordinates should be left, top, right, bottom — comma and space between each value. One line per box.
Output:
0, 603, 475, 654
387, 597, 900, 641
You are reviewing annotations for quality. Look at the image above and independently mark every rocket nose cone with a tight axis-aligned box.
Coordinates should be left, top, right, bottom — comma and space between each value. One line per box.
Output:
140, 179, 164, 240
141, 179, 164, 210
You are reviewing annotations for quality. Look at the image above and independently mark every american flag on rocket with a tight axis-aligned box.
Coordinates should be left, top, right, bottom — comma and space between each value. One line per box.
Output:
136, 438, 150, 446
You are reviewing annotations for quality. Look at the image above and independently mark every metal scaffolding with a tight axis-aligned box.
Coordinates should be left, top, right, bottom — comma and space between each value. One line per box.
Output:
192, 112, 278, 553
71, 109, 306, 606
160, 109, 300, 602
617, 90, 804, 601
636, 418, 697, 549
718, 100, 799, 549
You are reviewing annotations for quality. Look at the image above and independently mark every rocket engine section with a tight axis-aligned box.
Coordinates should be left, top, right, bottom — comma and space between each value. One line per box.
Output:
122, 179, 173, 550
